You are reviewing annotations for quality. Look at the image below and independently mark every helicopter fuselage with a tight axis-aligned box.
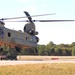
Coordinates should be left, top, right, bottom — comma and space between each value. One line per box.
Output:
0, 21, 38, 48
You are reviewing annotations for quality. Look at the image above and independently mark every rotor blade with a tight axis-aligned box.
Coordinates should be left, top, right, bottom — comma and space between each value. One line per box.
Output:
24, 11, 55, 18
33, 20, 75, 22
24, 11, 33, 22
0, 13, 55, 21
4, 20, 75, 22
4, 20, 29, 22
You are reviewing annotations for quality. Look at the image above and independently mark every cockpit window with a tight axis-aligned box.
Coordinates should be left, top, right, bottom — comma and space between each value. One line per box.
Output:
0, 28, 4, 38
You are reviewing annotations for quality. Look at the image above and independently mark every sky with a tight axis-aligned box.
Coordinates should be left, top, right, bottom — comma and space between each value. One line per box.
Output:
0, 0, 75, 45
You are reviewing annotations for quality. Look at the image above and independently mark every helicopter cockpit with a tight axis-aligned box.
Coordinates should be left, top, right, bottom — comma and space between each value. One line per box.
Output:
0, 21, 4, 38
0, 28, 4, 38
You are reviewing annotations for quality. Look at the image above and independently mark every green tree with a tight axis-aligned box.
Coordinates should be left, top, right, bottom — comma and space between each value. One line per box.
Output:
72, 46, 75, 56
38, 45, 46, 55
71, 42, 75, 47
55, 47, 62, 56
62, 50, 67, 56
6, 48, 18, 60
47, 41, 55, 47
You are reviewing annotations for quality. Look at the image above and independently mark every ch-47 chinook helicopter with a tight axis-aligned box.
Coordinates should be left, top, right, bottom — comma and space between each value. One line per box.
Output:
0, 11, 74, 53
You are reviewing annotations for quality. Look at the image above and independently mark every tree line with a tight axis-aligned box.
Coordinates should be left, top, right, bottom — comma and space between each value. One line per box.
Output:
38, 41, 75, 56
0, 41, 75, 59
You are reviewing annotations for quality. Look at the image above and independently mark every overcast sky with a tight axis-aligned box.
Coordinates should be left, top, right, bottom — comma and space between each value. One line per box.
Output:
0, 0, 75, 45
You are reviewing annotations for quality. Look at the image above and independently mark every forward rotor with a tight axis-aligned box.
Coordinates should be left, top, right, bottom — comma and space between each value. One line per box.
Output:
0, 11, 75, 22
0, 12, 55, 21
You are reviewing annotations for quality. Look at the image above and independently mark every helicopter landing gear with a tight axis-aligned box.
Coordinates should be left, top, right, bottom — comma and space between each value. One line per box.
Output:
15, 46, 21, 53
34, 48, 38, 55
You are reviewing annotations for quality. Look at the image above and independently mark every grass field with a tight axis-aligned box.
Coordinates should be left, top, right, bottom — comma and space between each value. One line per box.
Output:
0, 63, 75, 75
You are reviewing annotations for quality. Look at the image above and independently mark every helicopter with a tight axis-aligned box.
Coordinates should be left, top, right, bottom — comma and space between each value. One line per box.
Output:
0, 11, 74, 53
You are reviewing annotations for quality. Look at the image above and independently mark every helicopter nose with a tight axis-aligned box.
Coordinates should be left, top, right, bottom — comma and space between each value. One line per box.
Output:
35, 31, 38, 35
36, 36, 39, 43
